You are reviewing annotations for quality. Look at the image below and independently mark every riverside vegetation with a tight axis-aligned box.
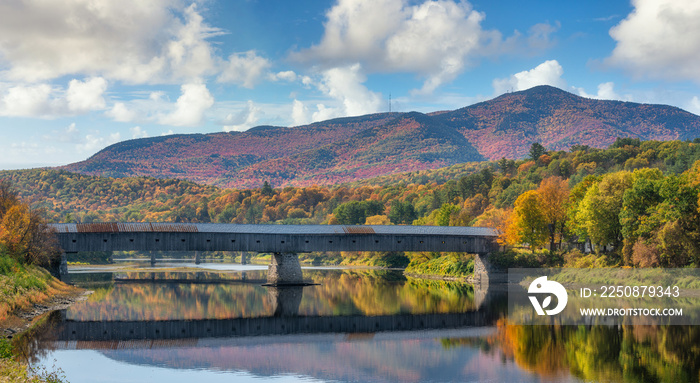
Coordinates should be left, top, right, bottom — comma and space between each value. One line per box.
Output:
0, 180, 72, 383
1, 138, 699, 276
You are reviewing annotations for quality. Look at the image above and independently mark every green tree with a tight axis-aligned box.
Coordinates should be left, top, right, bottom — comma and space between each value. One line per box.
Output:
575, 171, 633, 252
529, 142, 547, 162
261, 181, 274, 197
388, 200, 417, 225
333, 200, 384, 225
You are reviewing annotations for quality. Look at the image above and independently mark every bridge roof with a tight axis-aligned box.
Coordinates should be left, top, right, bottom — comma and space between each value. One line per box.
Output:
50, 223, 498, 237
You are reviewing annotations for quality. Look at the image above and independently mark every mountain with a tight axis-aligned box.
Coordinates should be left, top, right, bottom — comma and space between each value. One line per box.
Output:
434, 86, 700, 159
64, 86, 700, 188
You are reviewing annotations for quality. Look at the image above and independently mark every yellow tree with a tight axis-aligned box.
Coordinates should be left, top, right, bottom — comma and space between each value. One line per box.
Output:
506, 190, 548, 252
537, 176, 570, 251
0, 204, 31, 258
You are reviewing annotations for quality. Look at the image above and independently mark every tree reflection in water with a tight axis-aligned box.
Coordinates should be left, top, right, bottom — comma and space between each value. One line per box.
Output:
19, 269, 700, 383
446, 319, 700, 383
64, 269, 477, 321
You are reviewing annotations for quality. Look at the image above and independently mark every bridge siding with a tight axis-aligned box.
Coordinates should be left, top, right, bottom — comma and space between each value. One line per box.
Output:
55, 312, 496, 341
56, 232, 495, 254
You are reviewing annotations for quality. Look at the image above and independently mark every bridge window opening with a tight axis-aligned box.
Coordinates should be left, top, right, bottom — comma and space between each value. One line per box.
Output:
181, 239, 185, 242
375, 240, 379, 243
155, 239, 160, 242
103, 239, 108, 243
281, 241, 285, 244
397, 240, 401, 243
155, 330, 159, 334
130, 239, 134, 242
256, 240, 260, 243
231, 240, 235, 243
206, 239, 211, 242
352, 240, 356, 243
72, 331, 76, 335
305, 240, 309, 243
329, 240, 333, 243
181, 329, 185, 333
72, 239, 76, 243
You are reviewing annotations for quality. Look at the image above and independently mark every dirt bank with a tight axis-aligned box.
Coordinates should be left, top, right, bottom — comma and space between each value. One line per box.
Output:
1, 288, 91, 339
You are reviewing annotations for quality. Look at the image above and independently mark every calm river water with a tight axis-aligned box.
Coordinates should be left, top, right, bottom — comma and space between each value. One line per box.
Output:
19, 262, 700, 383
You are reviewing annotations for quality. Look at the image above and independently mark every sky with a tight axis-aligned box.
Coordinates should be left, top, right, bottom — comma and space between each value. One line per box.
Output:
1, 0, 700, 169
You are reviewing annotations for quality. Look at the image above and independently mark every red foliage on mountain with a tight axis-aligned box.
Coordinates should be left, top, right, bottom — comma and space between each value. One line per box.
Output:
63, 86, 700, 187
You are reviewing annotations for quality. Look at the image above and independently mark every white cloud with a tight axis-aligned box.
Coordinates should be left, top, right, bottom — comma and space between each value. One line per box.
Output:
0, 77, 108, 117
526, 22, 560, 52
295, 0, 492, 94
493, 60, 565, 94
687, 96, 700, 115
0, 83, 53, 117
607, 0, 700, 82
291, 99, 310, 126
270, 71, 298, 82
0, 1, 224, 84
77, 131, 121, 153
575, 82, 629, 101
217, 51, 271, 88
66, 77, 107, 113
149, 91, 166, 102
159, 82, 214, 126
222, 100, 262, 132
106, 102, 138, 122
310, 64, 384, 122
165, 4, 221, 81
130, 126, 149, 139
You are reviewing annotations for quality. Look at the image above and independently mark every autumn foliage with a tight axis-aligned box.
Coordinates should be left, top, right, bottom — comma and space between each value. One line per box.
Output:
1, 137, 700, 268
0, 180, 60, 269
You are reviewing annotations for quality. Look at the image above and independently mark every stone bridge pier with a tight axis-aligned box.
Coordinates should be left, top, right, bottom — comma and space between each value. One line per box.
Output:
267, 286, 304, 316
267, 252, 304, 285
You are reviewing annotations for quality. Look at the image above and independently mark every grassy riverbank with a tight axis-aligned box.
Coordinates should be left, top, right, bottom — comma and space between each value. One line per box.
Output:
0, 252, 78, 323
0, 254, 76, 383
404, 254, 474, 279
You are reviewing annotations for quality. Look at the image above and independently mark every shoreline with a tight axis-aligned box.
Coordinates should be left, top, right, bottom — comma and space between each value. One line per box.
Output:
1, 285, 90, 339
404, 272, 475, 284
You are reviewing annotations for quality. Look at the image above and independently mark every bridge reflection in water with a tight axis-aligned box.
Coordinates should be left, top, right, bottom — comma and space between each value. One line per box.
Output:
52, 287, 501, 342
43, 272, 503, 348
23, 269, 520, 383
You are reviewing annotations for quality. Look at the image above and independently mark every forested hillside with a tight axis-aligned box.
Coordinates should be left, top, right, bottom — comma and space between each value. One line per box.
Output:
3, 138, 700, 269
62, 86, 700, 188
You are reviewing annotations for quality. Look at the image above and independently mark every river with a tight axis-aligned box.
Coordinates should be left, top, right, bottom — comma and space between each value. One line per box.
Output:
18, 262, 700, 383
